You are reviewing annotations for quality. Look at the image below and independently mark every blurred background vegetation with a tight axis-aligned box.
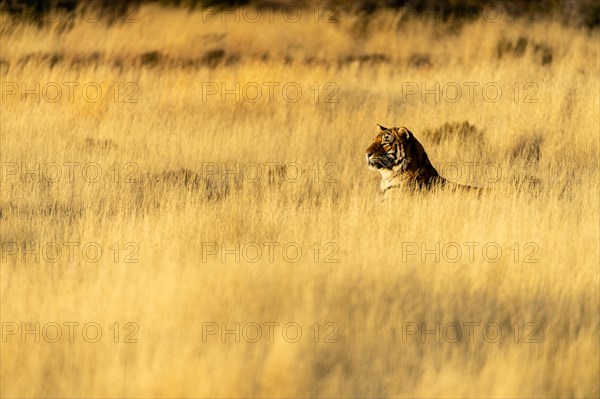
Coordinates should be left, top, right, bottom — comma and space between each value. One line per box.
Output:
1, 0, 599, 28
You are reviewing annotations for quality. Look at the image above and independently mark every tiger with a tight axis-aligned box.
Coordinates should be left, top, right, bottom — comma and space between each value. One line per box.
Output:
365, 125, 482, 198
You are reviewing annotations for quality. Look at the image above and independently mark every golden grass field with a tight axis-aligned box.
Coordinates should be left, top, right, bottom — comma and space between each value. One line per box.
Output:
0, 3, 599, 398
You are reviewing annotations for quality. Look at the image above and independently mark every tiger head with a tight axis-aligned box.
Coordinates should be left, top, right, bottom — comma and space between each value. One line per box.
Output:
365, 124, 440, 190
366, 125, 418, 172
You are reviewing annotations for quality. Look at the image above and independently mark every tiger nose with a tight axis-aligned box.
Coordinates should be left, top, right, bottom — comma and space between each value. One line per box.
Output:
366, 150, 374, 158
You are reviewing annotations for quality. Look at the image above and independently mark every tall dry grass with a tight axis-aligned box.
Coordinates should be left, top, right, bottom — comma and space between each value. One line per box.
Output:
0, 4, 599, 398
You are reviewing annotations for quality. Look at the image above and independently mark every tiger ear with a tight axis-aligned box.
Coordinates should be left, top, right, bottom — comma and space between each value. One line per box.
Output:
398, 127, 412, 141
377, 124, 388, 131
392, 127, 412, 141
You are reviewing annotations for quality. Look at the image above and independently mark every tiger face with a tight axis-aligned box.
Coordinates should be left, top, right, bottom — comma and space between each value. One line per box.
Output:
365, 125, 415, 172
